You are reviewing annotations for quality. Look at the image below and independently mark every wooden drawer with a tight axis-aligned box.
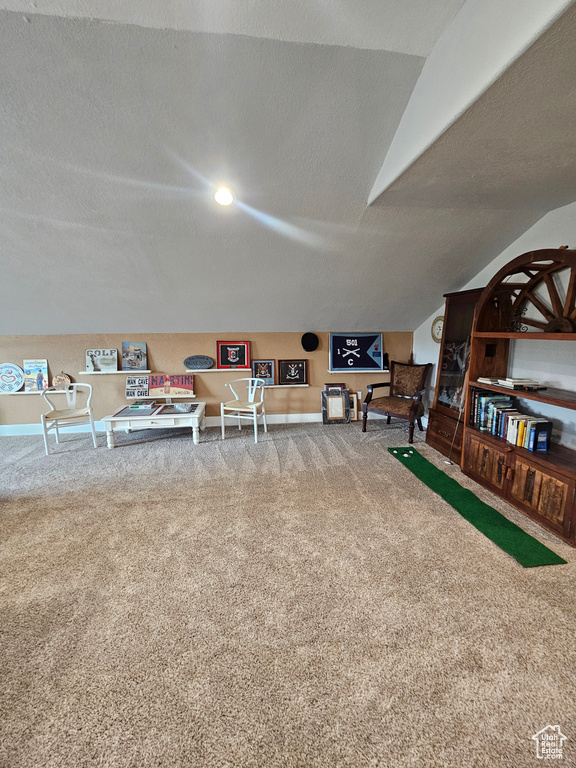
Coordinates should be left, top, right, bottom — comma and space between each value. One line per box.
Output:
426, 408, 464, 460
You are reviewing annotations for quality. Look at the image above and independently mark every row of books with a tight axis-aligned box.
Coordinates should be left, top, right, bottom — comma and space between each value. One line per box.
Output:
470, 389, 552, 451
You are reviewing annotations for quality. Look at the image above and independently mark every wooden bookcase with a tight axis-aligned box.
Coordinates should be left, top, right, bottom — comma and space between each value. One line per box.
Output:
426, 288, 483, 461
461, 248, 576, 546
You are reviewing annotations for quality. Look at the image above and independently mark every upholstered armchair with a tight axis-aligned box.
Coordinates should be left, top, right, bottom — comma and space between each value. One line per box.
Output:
361, 360, 433, 443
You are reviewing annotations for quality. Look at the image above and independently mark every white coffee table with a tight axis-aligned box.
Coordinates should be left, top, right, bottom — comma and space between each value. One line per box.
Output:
102, 402, 206, 448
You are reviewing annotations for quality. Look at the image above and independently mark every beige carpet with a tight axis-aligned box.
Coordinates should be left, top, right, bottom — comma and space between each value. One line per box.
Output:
1, 421, 575, 767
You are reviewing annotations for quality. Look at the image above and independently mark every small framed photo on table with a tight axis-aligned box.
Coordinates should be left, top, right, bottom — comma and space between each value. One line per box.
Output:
278, 359, 308, 385
217, 341, 251, 369
252, 360, 275, 385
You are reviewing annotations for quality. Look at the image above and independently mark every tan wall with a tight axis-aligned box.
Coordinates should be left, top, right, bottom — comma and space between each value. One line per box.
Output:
0, 332, 413, 424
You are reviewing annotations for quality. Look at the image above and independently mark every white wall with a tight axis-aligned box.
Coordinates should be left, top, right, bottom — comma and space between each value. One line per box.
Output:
413, 200, 576, 447
369, 0, 574, 202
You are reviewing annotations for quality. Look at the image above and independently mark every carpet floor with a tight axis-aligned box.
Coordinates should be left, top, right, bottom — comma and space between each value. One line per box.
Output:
1, 421, 575, 767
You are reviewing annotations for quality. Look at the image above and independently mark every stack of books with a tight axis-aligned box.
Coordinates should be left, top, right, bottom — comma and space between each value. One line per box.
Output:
496, 377, 547, 390
129, 399, 156, 410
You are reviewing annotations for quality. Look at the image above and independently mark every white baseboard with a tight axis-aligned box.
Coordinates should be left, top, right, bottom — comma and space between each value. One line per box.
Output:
0, 412, 324, 436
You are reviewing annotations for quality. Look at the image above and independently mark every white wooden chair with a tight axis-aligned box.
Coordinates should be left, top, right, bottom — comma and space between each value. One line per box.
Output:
220, 378, 268, 443
41, 384, 98, 455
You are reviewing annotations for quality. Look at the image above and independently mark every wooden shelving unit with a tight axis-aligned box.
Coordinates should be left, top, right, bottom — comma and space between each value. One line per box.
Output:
462, 248, 576, 546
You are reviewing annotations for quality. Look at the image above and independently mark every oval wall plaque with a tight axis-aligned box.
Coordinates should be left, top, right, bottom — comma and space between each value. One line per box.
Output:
183, 355, 214, 370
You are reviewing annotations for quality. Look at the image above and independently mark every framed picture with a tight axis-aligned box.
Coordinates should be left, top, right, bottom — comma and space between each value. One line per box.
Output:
329, 333, 384, 372
324, 382, 345, 391
348, 392, 359, 421
23, 359, 49, 391
278, 359, 308, 385
252, 360, 275, 385
122, 341, 148, 371
322, 389, 351, 424
86, 349, 118, 372
149, 374, 195, 397
217, 341, 251, 369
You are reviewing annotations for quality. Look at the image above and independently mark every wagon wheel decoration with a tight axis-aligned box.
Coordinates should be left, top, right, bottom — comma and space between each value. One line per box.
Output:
475, 248, 576, 333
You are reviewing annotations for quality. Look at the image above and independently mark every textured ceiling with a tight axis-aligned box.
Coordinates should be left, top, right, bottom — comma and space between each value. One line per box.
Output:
2, 1, 576, 335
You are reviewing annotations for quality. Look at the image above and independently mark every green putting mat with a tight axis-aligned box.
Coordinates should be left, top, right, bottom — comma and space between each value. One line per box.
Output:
388, 447, 567, 568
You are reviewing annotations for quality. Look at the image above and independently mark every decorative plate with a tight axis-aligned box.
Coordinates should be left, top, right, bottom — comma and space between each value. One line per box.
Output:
0, 363, 25, 393
52, 372, 72, 387
183, 355, 214, 370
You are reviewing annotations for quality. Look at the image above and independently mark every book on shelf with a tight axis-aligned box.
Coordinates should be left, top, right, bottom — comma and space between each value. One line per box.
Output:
496, 379, 547, 390
129, 399, 156, 409
477, 377, 500, 384
528, 421, 553, 452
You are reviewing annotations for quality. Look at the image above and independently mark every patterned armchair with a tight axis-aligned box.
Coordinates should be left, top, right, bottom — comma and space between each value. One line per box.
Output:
361, 360, 433, 443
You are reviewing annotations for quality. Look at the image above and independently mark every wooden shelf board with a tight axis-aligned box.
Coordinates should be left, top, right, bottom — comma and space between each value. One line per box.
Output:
474, 332, 576, 340
469, 381, 576, 410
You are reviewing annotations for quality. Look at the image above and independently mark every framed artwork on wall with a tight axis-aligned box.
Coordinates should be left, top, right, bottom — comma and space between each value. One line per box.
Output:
252, 360, 275, 384
278, 359, 307, 385
328, 333, 384, 372
217, 341, 251, 369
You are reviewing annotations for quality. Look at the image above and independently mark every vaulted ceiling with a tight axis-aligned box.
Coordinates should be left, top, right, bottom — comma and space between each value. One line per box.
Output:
2, 0, 576, 335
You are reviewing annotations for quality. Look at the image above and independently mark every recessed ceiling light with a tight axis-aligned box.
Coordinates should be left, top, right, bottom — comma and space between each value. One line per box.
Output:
214, 186, 234, 206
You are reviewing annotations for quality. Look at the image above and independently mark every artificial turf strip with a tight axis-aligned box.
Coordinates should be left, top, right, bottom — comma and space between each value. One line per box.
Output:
388, 447, 567, 568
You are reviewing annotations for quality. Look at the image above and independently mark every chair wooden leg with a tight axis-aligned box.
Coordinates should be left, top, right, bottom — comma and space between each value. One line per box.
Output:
220, 404, 226, 439
417, 417, 424, 432
253, 410, 258, 443
408, 421, 415, 443
262, 406, 267, 433
386, 414, 391, 424
362, 408, 368, 432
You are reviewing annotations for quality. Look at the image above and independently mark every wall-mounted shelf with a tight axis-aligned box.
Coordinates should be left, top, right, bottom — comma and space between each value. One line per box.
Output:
1, 389, 69, 395
327, 370, 389, 374
126, 395, 196, 400
185, 368, 248, 373
79, 370, 152, 375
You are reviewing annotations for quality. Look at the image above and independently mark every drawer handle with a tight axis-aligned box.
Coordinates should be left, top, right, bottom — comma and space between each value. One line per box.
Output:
439, 429, 450, 438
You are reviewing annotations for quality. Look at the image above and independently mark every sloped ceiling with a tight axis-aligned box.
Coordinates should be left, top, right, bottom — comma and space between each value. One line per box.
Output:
2, 0, 576, 335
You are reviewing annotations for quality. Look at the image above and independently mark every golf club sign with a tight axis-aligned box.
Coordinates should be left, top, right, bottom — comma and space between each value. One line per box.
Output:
329, 333, 385, 372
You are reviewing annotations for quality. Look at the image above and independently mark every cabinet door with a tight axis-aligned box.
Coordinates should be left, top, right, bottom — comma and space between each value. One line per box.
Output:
509, 459, 574, 537
463, 433, 508, 491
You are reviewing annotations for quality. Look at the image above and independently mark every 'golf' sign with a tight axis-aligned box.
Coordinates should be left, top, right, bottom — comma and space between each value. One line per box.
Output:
329, 333, 385, 372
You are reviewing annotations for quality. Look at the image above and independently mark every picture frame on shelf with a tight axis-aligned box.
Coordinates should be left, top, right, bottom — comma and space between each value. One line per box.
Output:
122, 341, 148, 371
23, 359, 49, 391
324, 382, 345, 391
328, 333, 384, 372
252, 360, 275, 385
149, 374, 195, 397
278, 359, 308, 385
322, 389, 351, 424
217, 341, 251, 369
86, 349, 118, 373
125, 375, 150, 399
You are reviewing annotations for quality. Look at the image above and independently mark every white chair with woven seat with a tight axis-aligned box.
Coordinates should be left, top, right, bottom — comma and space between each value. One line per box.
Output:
220, 378, 268, 443
41, 384, 98, 455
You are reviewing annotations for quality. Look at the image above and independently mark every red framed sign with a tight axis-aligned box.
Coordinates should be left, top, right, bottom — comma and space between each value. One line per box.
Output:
216, 341, 251, 369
